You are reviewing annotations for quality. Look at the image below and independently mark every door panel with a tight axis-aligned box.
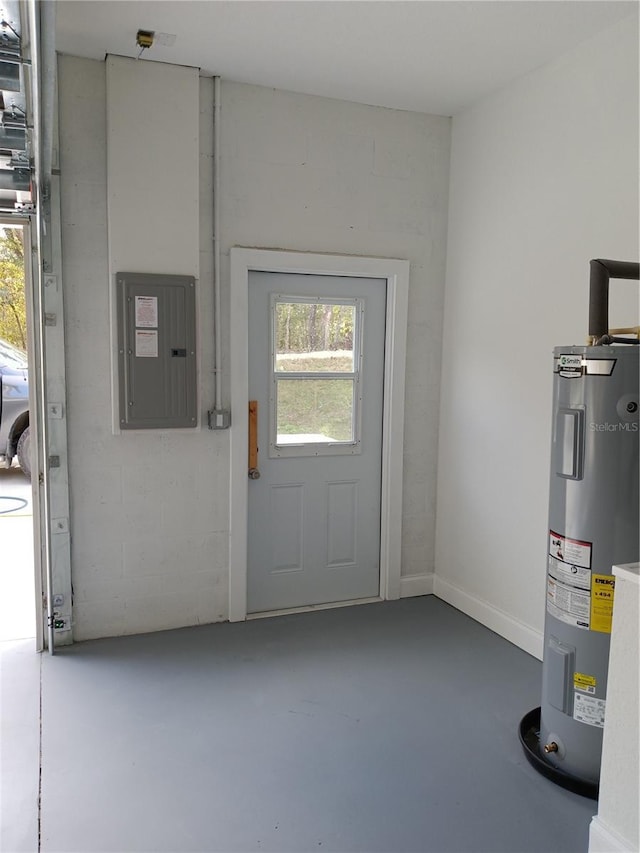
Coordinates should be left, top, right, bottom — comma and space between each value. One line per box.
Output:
326, 481, 357, 567
270, 483, 304, 572
247, 272, 385, 613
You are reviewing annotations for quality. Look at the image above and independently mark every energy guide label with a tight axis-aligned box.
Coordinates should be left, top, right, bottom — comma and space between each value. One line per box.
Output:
590, 575, 615, 634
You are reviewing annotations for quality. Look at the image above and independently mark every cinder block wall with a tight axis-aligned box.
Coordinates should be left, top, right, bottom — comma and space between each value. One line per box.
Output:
59, 60, 230, 639
218, 82, 451, 584
58, 58, 451, 640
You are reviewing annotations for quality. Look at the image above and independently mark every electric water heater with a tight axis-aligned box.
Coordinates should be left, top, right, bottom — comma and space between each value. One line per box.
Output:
520, 259, 639, 799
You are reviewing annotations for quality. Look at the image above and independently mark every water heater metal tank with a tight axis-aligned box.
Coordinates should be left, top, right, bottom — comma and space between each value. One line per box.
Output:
520, 260, 639, 798
542, 345, 638, 778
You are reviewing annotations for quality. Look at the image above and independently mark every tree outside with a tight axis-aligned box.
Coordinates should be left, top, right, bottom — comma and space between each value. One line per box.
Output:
276, 301, 354, 355
275, 300, 357, 440
0, 227, 26, 351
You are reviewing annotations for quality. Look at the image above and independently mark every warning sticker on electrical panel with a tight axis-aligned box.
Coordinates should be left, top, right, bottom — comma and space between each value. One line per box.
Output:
547, 531, 593, 628
135, 295, 158, 328
573, 673, 597, 694
573, 692, 606, 728
590, 575, 615, 634
135, 329, 158, 358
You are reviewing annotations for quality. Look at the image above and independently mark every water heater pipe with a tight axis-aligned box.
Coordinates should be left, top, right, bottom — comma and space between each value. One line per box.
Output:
588, 259, 639, 341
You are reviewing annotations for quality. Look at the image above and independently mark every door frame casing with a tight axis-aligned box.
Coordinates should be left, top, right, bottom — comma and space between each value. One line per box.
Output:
229, 248, 409, 621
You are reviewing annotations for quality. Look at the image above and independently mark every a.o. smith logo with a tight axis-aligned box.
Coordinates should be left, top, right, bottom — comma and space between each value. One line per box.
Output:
559, 355, 582, 368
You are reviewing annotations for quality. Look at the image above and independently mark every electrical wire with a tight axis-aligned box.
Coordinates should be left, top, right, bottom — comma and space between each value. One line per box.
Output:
0, 495, 28, 514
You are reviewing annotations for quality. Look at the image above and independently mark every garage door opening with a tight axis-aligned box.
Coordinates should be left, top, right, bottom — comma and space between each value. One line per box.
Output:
0, 224, 36, 641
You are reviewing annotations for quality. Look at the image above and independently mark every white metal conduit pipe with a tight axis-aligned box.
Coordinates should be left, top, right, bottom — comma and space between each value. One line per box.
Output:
213, 75, 222, 412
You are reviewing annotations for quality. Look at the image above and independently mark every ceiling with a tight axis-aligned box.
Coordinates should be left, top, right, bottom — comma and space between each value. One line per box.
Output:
55, 1, 637, 116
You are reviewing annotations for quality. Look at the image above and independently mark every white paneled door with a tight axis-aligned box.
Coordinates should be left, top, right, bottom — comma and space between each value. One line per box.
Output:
247, 271, 386, 613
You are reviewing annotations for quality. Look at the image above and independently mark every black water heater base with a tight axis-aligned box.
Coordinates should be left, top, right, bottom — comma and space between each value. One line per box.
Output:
518, 707, 598, 800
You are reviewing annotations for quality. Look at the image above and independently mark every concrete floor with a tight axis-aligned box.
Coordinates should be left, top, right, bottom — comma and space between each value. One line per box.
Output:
0, 465, 36, 642
2, 597, 596, 852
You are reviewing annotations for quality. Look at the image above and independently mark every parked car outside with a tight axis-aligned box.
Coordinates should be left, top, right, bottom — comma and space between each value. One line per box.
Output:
0, 337, 30, 477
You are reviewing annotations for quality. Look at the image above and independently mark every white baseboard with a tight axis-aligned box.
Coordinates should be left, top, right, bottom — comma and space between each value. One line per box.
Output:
433, 576, 543, 660
589, 817, 637, 853
399, 573, 434, 598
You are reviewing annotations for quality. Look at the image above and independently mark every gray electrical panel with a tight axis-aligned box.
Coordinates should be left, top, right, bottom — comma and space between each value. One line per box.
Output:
116, 272, 197, 429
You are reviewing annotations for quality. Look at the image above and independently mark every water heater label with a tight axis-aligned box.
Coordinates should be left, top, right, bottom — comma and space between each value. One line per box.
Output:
556, 354, 583, 378
549, 531, 592, 569
573, 673, 597, 694
590, 574, 615, 634
554, 356, 617, 377
573, 692, 606, 728
547, 577, 591, 629
547, 531, 593, 629
548, 555, 590, 590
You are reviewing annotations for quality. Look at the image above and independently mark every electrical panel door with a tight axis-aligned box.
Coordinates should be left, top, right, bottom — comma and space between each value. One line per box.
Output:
116, 272, 197, 429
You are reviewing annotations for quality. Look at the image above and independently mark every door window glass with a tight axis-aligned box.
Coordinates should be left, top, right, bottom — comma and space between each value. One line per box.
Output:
276, 379, 354, 442
271, 297, 362, 455
275, 302, 355, 372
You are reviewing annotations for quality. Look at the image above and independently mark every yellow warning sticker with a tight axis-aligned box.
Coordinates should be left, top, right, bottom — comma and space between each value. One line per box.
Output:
574, 672, 597, 694
590, 574, 615, 634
